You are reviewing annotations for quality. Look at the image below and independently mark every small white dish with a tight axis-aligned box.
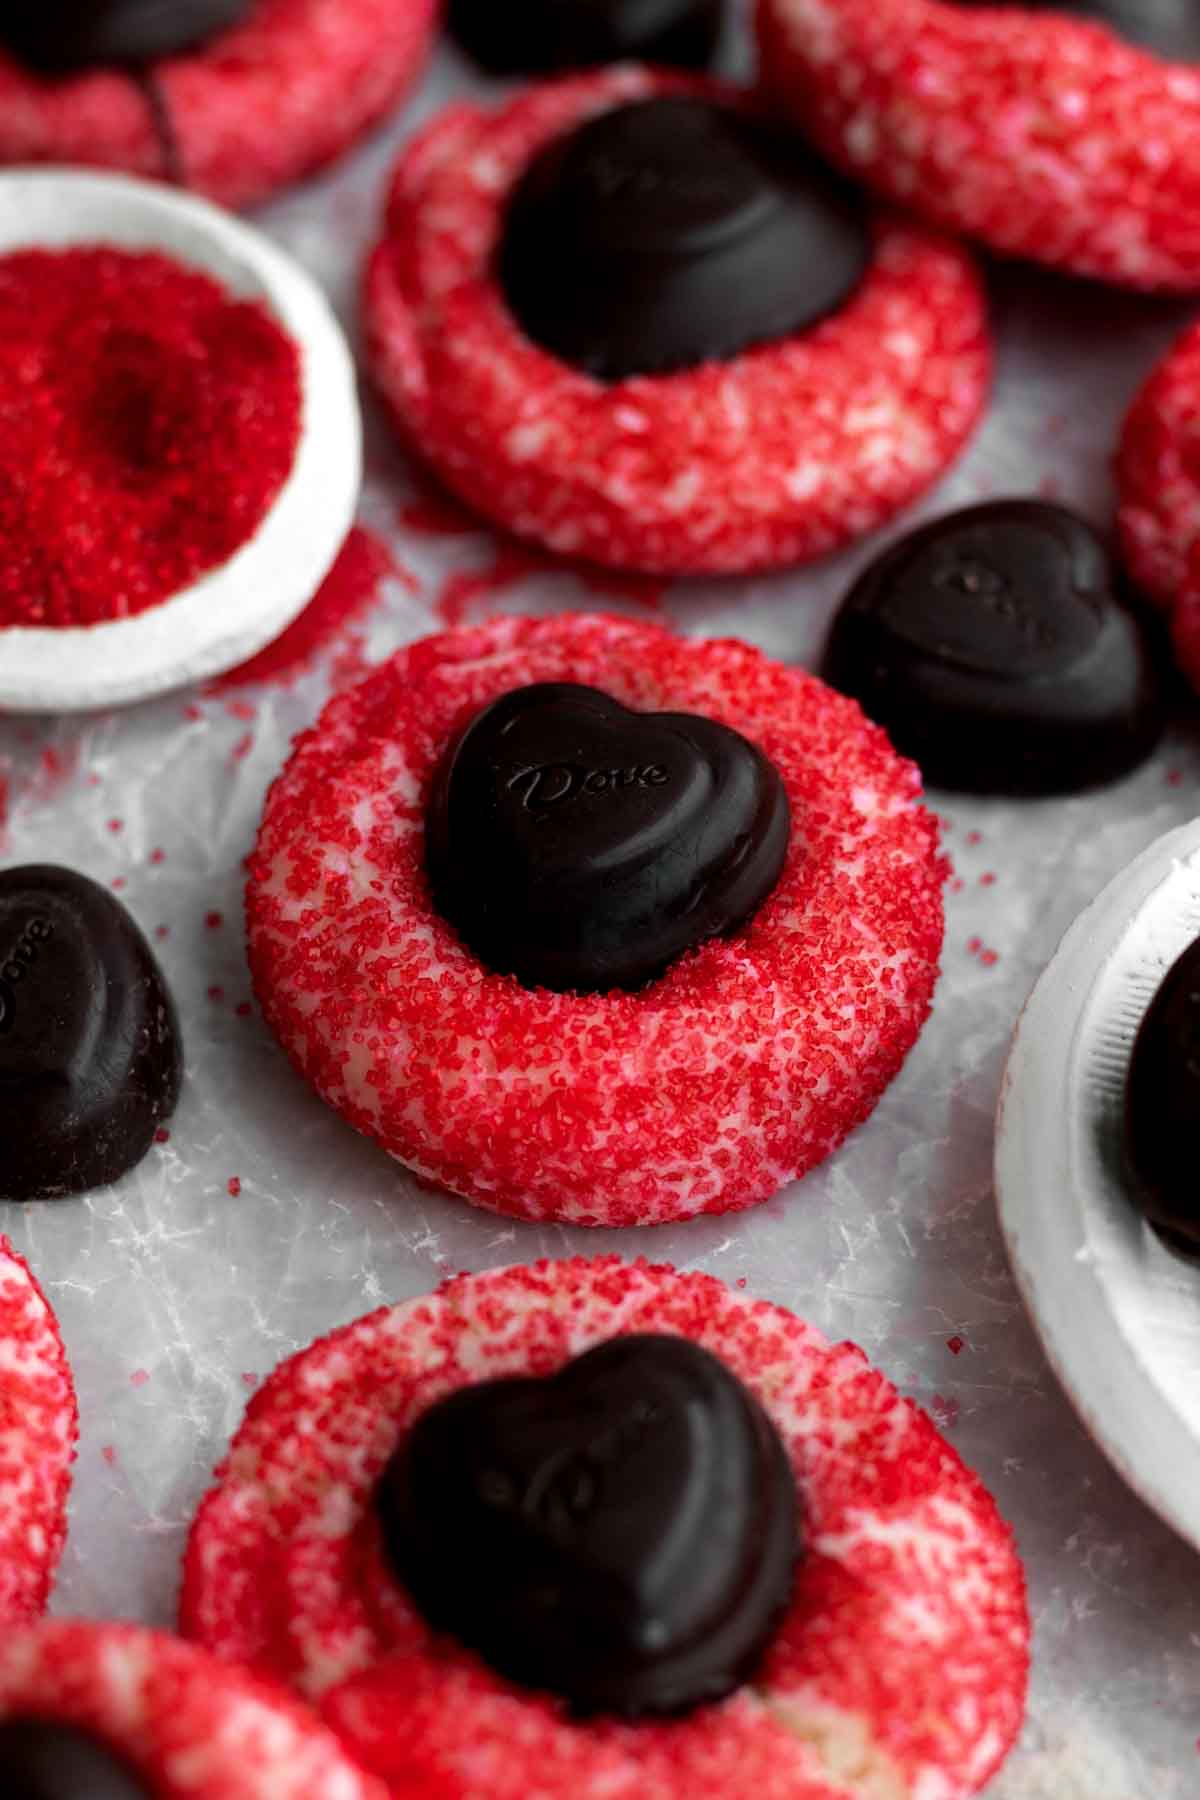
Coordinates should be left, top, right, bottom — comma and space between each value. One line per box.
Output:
0, 169, 361, 713
996, 819, 1200, 1552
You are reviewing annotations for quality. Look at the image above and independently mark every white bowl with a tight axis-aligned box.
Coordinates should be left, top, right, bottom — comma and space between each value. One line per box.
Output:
0, 169, 361, 713
996, 819, 1200, 1552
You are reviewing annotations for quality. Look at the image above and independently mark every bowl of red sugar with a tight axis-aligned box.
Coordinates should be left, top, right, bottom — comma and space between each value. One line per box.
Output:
0, 168, 361, 712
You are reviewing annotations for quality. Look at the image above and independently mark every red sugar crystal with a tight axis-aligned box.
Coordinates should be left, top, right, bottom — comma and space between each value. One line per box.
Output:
211, 528, 395, 692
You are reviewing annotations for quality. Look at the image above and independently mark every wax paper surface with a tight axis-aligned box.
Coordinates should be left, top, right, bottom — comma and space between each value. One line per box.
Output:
1, 16, 1199, 1798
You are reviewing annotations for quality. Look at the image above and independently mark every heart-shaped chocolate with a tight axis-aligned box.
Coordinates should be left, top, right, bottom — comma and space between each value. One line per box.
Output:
425, 682, 790, 992
1, 1720, 149, 1800
0, 865, 182, 1201
378, 1333, 800, 1717
2, 0, 248, 73
499, 97, 870, 380
822, 500, 1167, 795
448, 0, 724, 75
1124, 933, 1200, 1257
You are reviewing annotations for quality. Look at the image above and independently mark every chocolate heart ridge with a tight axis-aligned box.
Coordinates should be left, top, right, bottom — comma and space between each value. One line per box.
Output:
425, 682, 791, 993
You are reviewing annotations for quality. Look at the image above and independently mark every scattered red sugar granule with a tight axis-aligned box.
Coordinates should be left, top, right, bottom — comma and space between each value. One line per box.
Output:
967, 936, 983, 955
232, 733, 255, 763
154, 925, 170, 942
111, 877, 127, 892
965, 830, 982, 847
931, 1394, 961, 1431
236, 1002, 253, 1019
183, 702, 205, 722
130, 1369, 150, 1389
149, 848, 166, 866
227, 1178, 242, 1199
208, 986, 225, 1003
205, 912, 224, 930
155, 1129, 171, 1145
947, 1335, 965, 1356
210, 528, 396, 692
980, 949, 999, 968
0, 247, 301, 630
948, 877, 965, 895
979, 872, 996, 887
108, 819, 124, 835
1167, 768, 1184, 786
101, 1446, 117, 1467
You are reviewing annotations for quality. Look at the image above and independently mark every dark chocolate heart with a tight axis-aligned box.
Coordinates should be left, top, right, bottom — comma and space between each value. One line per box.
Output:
0, 865, 182, 1201
425, 681, 790, 992
378, 1333, 800, 1718
1125, 934, 1200, 1253
498, 96, 870, 381
1, 0, 248, 73
822, 499, 1167, 796
1, 1720, 150, 1800
448, 0, 724, 75
953, 0, 1200, 61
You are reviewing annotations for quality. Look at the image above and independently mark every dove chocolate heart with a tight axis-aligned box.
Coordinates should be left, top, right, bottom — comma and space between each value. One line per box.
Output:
378, 1333, 800, 1717
1, 0, 248, 73
425, 682, 790, 992
1124, 934, 1200, 1256
0, 866, 182, 1201
498, 96, 870, 381
953, 0, 1200, 62
822, 500, 1166, 796
448, 0, 724, 74
1, 1720, 149, 1800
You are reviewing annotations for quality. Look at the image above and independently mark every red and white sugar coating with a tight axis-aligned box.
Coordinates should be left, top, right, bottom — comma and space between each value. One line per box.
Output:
757, 0, 1200, 290
181, 1257, 1029, 1800
1117, 318, 1200, 614
0, 1238, 76, 1625
0, 1619, 414, 1799
1166, 546, 1200, 691
0, 0, 437, 210
364, 67, 990, 576
246, 613, 946, 1227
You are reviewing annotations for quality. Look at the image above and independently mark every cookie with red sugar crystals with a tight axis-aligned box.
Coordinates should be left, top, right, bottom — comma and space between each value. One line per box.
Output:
0, 1237, 76, 1624
0, 1618, 437, 1798
364, 67, 990, 575
181, 1257, 1029, 1800
245, 613, 945, 1226
1117, 318, 1200, 611
757, 0, 1200, 290
0, 0, 437, 211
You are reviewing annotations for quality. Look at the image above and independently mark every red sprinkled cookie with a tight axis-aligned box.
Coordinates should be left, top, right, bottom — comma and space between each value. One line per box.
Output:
0, 1618, 422, 1798
246, 613, 945, 1227
1117, 318, 1200, 608
364, 67, 990, 575
0, 0, 438, 210
757, 0, 1200, 290
0, 1237, 77, 1625
181, 1257, 1029, 1800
